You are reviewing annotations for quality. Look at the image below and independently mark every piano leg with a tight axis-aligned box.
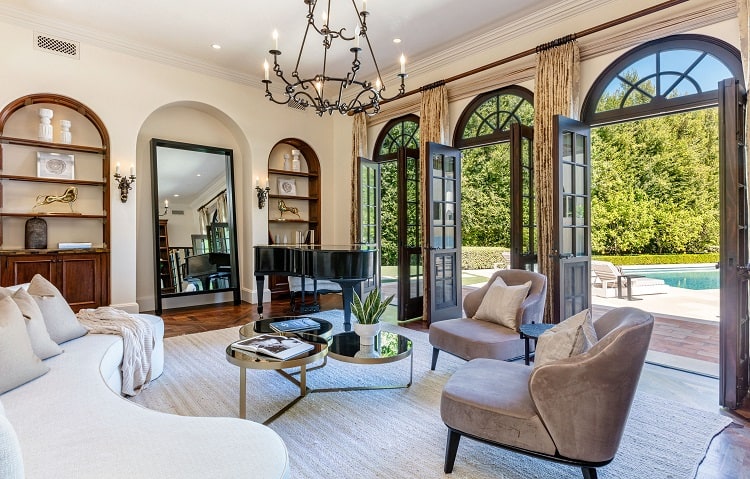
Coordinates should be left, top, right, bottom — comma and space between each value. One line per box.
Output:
255, 274, 265, 318
332, 279, 363, 332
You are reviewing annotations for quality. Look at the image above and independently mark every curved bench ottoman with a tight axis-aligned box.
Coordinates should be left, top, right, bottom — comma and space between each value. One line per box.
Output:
1, 333, 289, 479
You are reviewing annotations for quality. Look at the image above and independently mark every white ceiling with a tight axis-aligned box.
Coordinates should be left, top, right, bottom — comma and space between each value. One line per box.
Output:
0, 0, 561, 84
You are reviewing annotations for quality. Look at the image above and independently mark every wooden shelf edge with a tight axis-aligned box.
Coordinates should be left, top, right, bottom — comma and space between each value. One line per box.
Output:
0, 175, 106, 186
0, 248, 109, 254
0, 135, 105, 154
268, 168, 319, 178
268, 219, 317, 223
269, 194, 318, 201
0, 212, 107, 219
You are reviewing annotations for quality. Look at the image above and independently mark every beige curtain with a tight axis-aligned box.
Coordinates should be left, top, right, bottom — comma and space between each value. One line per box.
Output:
198, 206, 211, 236
740, 0, 749, 82
419, 83, 450, 320
216, 192, 228, 223
533, 39, 580, 324
350, 112, 367, 244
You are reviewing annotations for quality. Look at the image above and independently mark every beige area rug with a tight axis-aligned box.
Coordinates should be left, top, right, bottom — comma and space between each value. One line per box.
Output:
132, 310, 731, 479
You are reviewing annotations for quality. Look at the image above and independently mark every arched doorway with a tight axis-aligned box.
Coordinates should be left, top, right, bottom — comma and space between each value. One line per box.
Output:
581, 34, 745, 407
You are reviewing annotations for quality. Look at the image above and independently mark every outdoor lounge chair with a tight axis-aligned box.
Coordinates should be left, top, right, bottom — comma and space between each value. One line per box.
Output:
591, 260, 668, 300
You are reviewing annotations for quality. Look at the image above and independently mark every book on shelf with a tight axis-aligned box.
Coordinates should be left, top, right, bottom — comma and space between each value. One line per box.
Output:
58, 242, 92, 249
269, 318, 320, 333
231, 334, 314, 360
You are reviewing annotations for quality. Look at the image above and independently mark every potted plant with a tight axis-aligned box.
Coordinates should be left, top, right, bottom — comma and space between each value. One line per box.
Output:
351, 288, 394, 345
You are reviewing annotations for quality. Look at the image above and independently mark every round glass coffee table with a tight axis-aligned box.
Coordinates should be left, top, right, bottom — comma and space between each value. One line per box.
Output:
241, 316, 333, 342
320, 330, 414, 390
226, 334, 327, 425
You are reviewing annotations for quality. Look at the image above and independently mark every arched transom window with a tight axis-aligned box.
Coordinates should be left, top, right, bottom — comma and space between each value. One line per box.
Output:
582, 35, 742, 126
455, 86, 534, 149
376, 116, 420, 159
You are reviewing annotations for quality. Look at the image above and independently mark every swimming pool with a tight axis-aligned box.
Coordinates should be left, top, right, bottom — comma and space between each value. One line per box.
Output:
622, 265, 719, 290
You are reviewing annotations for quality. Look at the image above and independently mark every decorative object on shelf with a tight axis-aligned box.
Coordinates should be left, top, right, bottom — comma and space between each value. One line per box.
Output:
255, 176, 271, 209
283, 153, 291, 171
38, 108, 53, 142
351, 287, 393, 345
113, 162, 136, 203
159, 199, 170, 216
295, 229, 314, 244
291, 149, 301, 172
277, 199, 301, 220
25, 217, 48, 249
33, 186, 78, 213
59, 119, 72, 144
262, 0, 406, 116
278, 177, 297, 196
37, 152, 75, 180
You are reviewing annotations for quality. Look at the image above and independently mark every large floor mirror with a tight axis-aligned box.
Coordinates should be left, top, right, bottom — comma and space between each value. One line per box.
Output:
150, 138, 241, 314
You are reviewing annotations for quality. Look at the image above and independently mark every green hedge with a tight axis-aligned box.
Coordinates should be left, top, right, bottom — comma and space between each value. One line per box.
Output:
462, 246, 509, 269
592, 253, 719, 266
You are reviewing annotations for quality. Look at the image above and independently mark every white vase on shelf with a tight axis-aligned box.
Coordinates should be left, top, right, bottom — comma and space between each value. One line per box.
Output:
283, 153, 290, 171
59, 120, 72, 144
38, 108, 53, 142
291, 149, 301, 172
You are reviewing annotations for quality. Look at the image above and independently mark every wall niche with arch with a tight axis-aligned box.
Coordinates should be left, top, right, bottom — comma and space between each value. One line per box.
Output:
265, 138, 321, 298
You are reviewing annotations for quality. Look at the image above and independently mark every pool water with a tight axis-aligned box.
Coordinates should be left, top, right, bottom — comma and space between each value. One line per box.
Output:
623, 267, 719, 290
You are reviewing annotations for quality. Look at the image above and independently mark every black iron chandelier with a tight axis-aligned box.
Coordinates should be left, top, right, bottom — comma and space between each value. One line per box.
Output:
263, 0, 407, 116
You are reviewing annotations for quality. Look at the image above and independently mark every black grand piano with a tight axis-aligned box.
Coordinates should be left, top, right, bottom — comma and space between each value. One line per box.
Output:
185, 252, 231, 290
254, 244, 376, 331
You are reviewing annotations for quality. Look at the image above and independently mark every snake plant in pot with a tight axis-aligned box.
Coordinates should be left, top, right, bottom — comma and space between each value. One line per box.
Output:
351, 288, 394, 345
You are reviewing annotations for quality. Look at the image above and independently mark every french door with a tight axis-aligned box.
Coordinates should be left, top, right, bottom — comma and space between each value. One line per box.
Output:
398, 148, 423, 321
719, 78, 749, 409
552, 115, 592, 323
358, 157, 380, 295
425, 142, 462, 323
510, 123, 537, 270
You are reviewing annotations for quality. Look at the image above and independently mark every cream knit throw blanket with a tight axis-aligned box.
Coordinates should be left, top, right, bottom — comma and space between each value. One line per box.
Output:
76, 307, 154, 396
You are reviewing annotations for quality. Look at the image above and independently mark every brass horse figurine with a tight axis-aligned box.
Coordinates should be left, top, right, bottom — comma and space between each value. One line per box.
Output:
33, 186, 78, 212
277, 199, 301, 220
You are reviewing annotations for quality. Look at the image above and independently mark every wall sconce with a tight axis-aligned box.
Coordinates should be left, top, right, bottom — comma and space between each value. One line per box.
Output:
159, 199, 170, 217
256, 177, 270, 209
113, 162, 135, 203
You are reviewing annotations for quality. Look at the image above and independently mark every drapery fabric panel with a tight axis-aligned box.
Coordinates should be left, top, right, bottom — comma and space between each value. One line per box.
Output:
217, 192, 228, 223
533, 40, 580, 324
740, 0, 749, 83
351, 112, 367, 244
419, 83, 450, 320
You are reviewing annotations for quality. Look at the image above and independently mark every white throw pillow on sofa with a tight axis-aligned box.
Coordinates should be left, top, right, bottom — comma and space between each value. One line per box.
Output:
0, 400, 25, 479
0, 296, 49, 394
473, 277, 532, 331
27, 274, 87, 345
0, 287, 63, 360
533, 309, 597, 367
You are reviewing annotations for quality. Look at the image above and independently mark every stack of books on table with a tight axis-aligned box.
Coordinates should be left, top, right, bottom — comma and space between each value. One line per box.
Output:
58, 242, 92, 249
269, 318, 320, 333
231, 334, 314, 360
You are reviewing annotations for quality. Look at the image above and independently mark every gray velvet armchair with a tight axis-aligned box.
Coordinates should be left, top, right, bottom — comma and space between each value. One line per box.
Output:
439, 307, 654, 479
428, 269, 547, 370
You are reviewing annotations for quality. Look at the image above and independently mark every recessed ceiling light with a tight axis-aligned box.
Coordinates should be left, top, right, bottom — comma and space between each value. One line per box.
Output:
196, 173, 201, 177
173, 194, 180, 197
393, 38, 402, 44
211, 44, 222, 50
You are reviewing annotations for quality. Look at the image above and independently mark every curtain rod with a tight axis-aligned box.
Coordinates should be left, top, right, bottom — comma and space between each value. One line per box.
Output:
198, 189, 227, 211
382, 0, 689, 105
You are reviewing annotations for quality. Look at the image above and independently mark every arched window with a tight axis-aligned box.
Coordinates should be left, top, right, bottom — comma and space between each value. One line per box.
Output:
582, 35, 742, 126
454, 86, 534, 148
375, 115, 420, 161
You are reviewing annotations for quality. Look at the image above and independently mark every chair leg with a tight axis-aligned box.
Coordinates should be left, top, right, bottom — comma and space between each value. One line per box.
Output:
581, 466, 598, 479
444, 429, 461, 473
431, 348, 440, 370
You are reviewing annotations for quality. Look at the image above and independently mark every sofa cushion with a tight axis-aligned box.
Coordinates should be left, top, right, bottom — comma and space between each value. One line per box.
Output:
0, 296, 49, 394
0, 288, 63, 360
441, 358, 556, 455
0, 400, 24, 479
534, 309, 597, 367
473, 277, 531, 331
27, 274, 87, 345
429, 317, 526, 361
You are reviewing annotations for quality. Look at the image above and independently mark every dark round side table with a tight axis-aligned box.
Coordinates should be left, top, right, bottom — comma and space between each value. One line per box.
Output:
519, 322, 554, 365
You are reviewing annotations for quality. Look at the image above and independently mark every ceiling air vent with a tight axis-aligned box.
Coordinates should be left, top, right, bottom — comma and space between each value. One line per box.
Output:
171, 210, 185, 216
33, 32, 80, 59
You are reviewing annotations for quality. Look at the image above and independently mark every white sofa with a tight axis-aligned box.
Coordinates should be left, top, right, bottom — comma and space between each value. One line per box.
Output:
0, 317, 290, 478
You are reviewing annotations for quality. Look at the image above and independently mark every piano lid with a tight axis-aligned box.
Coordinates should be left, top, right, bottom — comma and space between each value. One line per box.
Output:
254, 244, 377, 252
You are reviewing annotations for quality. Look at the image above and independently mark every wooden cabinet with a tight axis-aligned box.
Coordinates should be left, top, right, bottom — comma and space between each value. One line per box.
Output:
157, 219, 175, 293
0, 94, 111, 307
0, 250, 109, 311
266, 140, 321, 298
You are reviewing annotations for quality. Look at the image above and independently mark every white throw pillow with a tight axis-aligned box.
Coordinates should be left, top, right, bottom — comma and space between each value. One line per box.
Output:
473, 277, 532, 331
27, 274, 87, 345
534, 309, 598, 368
0, 400, 25, 479
3, 288, 63, 359
0, 296, 50, 394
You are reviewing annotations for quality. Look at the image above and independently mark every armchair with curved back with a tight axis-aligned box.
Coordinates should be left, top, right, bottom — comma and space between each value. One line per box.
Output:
428, 269, 547, 370
439, 307, 655, 479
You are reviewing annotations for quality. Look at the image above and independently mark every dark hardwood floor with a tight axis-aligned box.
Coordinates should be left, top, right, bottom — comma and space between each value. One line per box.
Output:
152, 297, 749, 479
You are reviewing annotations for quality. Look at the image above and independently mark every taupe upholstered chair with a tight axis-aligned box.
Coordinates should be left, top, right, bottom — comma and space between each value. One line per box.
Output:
440, 307, 654, 479
428, 269, 547, 370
